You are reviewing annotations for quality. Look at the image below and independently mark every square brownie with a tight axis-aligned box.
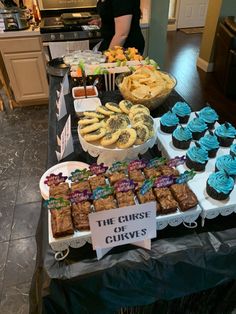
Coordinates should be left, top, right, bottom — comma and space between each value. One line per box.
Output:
128, 169, 145, 182
109, 171, 127, 185
50, 205, 74, 238
159, 165, 179, 177
72, 202, 91, 230
93, 195, 117, 211
137, 189, 156, 204
154, 187, 178, 214
116, 190, 135, 208
71, 181, 91, 192
170, 184, 198, 211
49, 182, 70, 198
89, 175, 107, 191
143, 167, 162, 179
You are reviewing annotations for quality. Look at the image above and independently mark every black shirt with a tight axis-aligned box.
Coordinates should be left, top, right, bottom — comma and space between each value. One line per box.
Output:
97, 0, 145, 54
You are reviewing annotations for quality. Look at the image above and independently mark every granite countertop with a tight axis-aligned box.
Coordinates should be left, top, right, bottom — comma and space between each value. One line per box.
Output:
0, 25, 40, 38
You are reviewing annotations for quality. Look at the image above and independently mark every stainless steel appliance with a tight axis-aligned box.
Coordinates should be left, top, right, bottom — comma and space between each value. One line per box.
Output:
0, 7, 29, 31
39, 0, 101, 60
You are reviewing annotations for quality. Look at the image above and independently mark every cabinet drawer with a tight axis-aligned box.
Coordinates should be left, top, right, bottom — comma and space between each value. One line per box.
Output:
0, 37, 42, 53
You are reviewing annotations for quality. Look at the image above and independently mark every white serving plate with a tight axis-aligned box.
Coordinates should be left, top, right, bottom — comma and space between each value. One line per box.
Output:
155, 112, 236, 225
78, 119, 158, 166
39, 161, 89, 200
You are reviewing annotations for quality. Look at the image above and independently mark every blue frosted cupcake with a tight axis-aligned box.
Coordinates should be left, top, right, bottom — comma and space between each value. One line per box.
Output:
215, 122, 236, 147
215, 154, 236, 178
172, 126, 192, 149
172, 101, 191, 124
160, 111, 179, 133
186, 145, 208, 171
230, 143, 236, 157
199, 132, 220, 158
199, 106, 219, 129
187, 117, 208, 140
206, 170, 234, 200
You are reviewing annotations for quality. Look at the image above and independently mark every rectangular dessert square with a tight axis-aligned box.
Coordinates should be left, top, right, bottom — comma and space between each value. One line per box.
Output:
71, 203, 91, 230
93, 195, 117, 211
109, 172, 127, 185
71, 181, 91, 192
170, 183, 198, 211
89, 175, 106, 191
137, 189, 156, 204
143, 167, 162, 179
128, 169, 145, 182
159, 165, 179, 177
154, 187, 178, 214
50, 205, 74, 238
49, 182, 70, 198
116, 190, 135, 208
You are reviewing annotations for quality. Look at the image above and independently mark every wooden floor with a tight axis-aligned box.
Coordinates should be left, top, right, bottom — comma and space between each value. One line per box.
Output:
164, 30, 236, 125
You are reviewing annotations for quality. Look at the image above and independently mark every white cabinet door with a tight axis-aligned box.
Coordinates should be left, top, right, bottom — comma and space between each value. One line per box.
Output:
177, 0, 209, 28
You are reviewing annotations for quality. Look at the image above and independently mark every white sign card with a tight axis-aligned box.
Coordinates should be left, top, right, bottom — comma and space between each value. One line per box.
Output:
56, 115, 74, 161
56, 89, 67, 120
89, 202, 157, 259
61, 71, 70, 95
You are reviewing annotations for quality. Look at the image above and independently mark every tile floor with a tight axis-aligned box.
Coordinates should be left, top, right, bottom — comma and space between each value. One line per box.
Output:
0, 105, 48, 313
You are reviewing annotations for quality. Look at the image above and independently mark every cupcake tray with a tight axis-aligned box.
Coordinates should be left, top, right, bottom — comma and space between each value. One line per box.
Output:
155, 113, 236, 225
40, 160, 202, 253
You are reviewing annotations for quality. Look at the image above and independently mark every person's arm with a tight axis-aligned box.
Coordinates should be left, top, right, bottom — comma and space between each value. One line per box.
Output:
109, 15, 132, 49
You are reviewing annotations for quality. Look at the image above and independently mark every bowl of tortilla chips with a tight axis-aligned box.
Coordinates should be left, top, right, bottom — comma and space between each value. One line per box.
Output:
116, 66, 177, 111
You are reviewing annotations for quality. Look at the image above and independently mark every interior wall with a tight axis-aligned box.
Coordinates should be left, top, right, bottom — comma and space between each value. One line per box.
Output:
148, 0, 170, 68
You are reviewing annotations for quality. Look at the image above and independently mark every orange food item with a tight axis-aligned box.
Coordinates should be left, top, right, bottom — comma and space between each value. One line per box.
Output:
77, 67, 82, 77
74, 87, 96, 98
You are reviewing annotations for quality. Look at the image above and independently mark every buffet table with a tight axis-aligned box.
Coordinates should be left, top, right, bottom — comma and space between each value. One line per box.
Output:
29, 76, 236, 314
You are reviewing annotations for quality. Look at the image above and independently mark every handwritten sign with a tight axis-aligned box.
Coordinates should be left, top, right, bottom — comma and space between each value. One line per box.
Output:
88, 202, 156, 250
56, 115, 74, 161
56, 89, 67, 120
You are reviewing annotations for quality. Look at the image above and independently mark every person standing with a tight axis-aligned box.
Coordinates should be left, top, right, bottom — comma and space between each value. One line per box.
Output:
89, 0, 145, 54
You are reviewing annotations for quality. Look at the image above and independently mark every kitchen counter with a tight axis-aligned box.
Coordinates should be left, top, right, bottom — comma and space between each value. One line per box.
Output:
0, 25, 40, 38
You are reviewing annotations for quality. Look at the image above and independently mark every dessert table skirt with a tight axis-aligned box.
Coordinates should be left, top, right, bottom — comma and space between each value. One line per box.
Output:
29, 76, 236, 314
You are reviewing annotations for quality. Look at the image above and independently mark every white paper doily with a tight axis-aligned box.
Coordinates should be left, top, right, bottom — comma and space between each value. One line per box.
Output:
78, 120, 158, 166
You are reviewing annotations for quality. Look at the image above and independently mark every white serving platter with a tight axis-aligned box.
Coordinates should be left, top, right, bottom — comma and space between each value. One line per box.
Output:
41, 160, 201, 252
78, 119, 158, 166
155, 113, 236, 225
39, 161, 89, 200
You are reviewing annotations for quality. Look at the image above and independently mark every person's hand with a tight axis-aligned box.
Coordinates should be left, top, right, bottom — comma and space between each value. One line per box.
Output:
88, 18, 101, 28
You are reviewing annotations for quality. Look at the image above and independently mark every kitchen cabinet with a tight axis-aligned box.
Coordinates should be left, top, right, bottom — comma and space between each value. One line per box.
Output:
0, 33, 48, 108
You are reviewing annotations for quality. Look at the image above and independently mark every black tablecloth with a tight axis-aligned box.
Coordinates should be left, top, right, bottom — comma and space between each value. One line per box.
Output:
30, 76, 236, 314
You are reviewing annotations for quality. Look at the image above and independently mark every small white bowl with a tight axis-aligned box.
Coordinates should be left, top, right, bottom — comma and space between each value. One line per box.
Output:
72, 85, 98, 99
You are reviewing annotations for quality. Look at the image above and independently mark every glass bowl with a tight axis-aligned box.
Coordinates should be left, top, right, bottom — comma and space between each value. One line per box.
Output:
115, 70, 177, 111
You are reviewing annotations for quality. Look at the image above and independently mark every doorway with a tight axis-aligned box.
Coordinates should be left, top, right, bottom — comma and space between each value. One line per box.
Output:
177, 0, 209, 29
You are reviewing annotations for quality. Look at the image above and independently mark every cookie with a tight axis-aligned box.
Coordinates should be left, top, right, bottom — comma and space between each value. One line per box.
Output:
130, 104, 150, 116
83, 128, 106, 142
100, 130, 121, 146
131, 113, 154, 126
96, 106, 115, 116
79, 122, 102, 135
117, 128, 137, 149
133, 122, 150, 145
83, 111, 105, 119
105, 102, 122, 113
119, 100, 133, 114
106, 115, 128, 131
144, 122, 155, 138
78, 117, 99, 127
